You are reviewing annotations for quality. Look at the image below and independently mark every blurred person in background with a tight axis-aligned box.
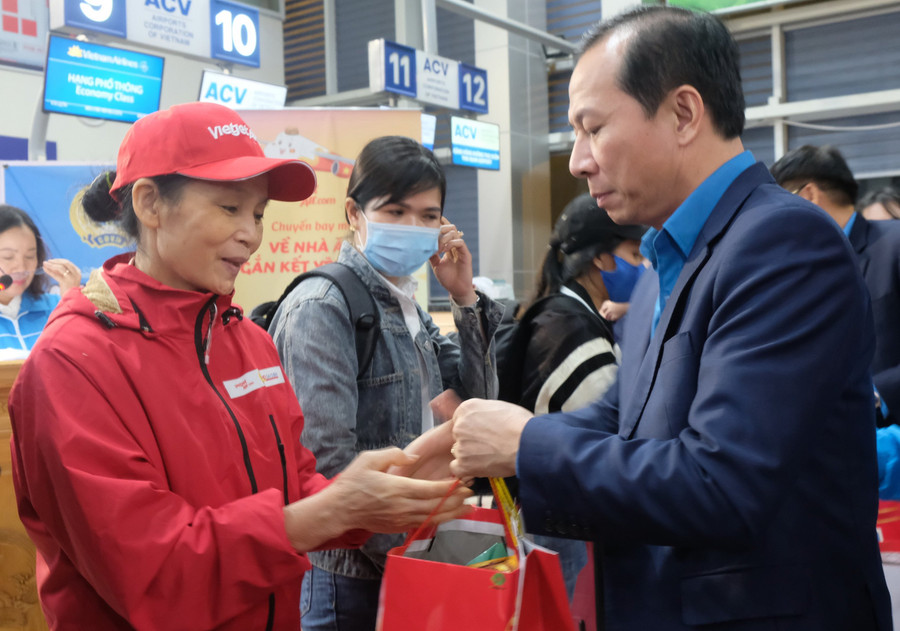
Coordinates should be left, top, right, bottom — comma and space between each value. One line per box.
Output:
771, 145, 900, 427
859, 186, 900, 221
0, 204, 80, 351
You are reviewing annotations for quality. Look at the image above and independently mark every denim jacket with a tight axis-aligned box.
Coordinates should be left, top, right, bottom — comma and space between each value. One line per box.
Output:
270, 241, 503, 578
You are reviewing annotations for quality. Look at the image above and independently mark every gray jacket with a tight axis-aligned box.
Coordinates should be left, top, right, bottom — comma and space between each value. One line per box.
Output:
269, 241, 502, 578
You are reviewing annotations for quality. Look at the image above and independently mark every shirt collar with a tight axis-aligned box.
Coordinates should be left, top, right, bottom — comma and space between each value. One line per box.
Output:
641, 151, 755, 265
843, 212, 858, 237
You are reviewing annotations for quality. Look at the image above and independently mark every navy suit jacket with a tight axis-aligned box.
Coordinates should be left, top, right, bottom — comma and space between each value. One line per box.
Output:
517, 164, 891, 630
849, 214, 900, 417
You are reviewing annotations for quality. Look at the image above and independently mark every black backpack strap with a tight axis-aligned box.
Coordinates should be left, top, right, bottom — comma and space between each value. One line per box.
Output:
267, 263, 380, 378
496, 295, 556, 404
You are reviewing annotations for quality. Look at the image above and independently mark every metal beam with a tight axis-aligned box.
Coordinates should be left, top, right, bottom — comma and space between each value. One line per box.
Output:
548, 88, 900, 154
724, 0, 899, 34
436, 0, 578, 55
745, 88, 900, 125
287, 87, 387, 107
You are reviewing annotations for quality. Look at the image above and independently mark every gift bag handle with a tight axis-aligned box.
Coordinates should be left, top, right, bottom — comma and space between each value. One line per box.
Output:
398, 477, 523, 566
398, 478, 464, 556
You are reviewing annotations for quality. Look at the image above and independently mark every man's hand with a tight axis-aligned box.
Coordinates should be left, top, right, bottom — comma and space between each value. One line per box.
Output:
449, 399, 533, 479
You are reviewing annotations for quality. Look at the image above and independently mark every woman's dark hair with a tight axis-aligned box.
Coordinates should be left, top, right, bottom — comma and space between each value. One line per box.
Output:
525, 241, 609, 313
0, 204, 48, 296
858, 186, 900, 218
346, 136, 446, 214
521, 194, 646, 314
81, 170, 191, 240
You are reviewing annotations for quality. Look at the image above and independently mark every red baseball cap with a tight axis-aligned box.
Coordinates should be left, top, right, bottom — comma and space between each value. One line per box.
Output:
110, 102, 316, 202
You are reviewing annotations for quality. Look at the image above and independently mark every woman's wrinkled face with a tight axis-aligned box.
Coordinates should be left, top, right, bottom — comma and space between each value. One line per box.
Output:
0, 225, 38, 304
148, 176, 268, 295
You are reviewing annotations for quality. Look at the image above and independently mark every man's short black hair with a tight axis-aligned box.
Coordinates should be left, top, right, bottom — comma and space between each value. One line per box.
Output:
580, 6, 745, 140
770, 145, 859, 206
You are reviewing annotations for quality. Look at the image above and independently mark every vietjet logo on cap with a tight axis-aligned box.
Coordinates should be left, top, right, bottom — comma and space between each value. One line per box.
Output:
207, 123, 258, 142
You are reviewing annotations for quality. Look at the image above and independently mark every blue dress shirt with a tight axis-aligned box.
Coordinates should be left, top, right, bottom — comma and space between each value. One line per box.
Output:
641, 151, 756, 335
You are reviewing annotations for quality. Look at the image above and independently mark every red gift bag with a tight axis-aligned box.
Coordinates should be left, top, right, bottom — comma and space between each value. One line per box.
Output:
877, 500, 900, 563
376, 506, 575, 630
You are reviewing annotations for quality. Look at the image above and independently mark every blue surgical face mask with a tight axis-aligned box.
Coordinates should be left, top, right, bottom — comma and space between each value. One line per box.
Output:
357, 211, 440, 277
600, 255, 645, 303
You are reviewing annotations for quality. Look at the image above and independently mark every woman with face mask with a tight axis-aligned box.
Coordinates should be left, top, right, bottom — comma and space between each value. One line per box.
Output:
268, 135, 502, 631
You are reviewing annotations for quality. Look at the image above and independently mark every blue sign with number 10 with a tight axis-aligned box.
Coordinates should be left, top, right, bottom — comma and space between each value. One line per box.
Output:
211, 0, 260, 68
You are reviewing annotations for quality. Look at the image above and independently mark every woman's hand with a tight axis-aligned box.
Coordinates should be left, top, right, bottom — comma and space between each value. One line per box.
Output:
43, 258, 81, 294
388, 420, 455, 481
599, 300, 630, 322
283, 448, 471, 552
430, 217, 477, 306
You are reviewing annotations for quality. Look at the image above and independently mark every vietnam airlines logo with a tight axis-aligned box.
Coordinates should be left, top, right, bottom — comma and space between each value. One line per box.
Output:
80, 0, 113, 23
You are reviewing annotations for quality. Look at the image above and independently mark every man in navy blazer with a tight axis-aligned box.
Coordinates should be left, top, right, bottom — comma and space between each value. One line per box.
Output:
771, 144, 900, 425
446, 7, 891, 630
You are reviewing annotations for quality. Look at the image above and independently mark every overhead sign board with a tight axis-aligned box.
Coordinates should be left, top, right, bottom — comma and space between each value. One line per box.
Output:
450, 116, 499, 170
43, 35, 165, 123
125, 0, 212, 61
199, 70, 286, 109
368, 39, 488, 114
49, 0, 259, 67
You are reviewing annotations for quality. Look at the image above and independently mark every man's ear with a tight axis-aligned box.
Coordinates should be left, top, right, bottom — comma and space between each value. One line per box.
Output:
132, 178, 162, 230
667, 85, 704, 146
793, 182, 817, 204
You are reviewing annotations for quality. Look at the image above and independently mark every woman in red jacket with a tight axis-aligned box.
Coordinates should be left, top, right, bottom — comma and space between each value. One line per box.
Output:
9, 102, 470, 631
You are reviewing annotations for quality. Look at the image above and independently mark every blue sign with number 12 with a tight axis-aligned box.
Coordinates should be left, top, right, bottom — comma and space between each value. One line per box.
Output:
459, 63, 488, 114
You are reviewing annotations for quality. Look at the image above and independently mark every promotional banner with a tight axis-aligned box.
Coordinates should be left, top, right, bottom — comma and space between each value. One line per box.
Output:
236, 108, 422, 312
1, 163, 128, 284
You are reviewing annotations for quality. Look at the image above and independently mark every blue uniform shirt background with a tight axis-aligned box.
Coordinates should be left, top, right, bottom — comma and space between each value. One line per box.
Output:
2, 163, 130, 284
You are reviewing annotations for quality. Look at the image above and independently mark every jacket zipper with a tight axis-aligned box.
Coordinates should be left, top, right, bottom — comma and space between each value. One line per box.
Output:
194, 297, 276, 629
268, 415, 290, 505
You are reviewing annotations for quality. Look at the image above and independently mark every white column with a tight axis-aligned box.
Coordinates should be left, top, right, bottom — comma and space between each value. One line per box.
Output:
473, 0, 552, 297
